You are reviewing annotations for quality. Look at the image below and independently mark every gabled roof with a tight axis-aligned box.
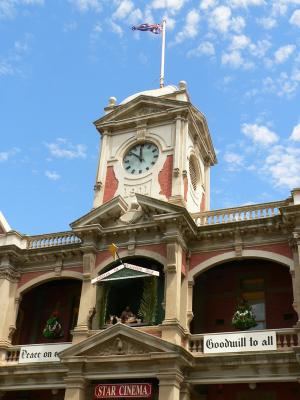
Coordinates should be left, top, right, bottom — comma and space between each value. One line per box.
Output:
70, 196, 128, 229
94, 94, 190, 131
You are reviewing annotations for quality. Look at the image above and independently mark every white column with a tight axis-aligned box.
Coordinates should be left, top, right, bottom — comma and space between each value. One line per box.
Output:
73, 252, 96, 344
0, 256, 19, 345
158, 374, 182, 400
93, 132, 109, 208
64, 378, 86, 400
162, 242, 184, 345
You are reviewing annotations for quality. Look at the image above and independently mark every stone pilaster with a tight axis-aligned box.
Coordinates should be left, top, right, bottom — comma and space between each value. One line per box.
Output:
290, 233, 300, 327
64, 377, 86, 400
72, 252, 96, 344
0, 255, 19, 345
162, 242, 184, 345
158, 373, 183, 400
180, 383, 191, 400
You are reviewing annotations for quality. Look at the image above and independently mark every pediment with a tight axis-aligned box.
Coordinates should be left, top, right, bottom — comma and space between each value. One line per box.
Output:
70, 196, 128, 229
59, 323, 183, 360
94, 95, 189, 128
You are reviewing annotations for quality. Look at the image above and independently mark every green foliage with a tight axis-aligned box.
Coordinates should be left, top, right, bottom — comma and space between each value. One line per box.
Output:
138, 277, 158, 324
232, 299, 257, 330
43, 316, 63, 339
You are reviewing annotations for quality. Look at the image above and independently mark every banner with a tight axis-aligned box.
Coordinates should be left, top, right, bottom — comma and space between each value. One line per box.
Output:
19, 343, 71, 363
203, 331, 276, 354
94, 383, 152, 398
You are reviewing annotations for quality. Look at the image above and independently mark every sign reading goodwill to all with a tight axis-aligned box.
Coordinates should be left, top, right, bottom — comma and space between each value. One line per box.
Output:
19, 343, 72, 363
94, 383, 152, 398
203, 331, 277, 354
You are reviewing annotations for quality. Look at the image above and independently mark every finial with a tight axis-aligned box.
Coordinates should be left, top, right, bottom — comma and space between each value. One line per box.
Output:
108, 96, 117, 107
179, 80, 187, 90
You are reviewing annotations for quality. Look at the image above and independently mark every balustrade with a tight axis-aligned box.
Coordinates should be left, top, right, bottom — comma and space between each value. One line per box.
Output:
192, 200, 289, 226
27, 232, 81, 249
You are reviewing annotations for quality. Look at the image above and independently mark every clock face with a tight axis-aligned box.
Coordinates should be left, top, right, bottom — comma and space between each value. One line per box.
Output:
123, 142, 159, 175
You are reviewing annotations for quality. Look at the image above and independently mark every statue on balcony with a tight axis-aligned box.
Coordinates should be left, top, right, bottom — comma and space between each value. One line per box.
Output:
42, 310, 64, 339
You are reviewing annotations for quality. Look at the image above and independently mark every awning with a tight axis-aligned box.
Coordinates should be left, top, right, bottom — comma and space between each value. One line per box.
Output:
91, 263, 159, 284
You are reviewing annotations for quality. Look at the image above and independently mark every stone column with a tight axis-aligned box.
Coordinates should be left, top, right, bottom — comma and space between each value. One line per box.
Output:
72, 252, 96, 344
93, 131, 109, 208
162, 242, 184, 345
158, 373, 183, 400
0, 255, 19, 345
64, 377, 86, 400
180, 383, 191, 400
291, 233, 300, 328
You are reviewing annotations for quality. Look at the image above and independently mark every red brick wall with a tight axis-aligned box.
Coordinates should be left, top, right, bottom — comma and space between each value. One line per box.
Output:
103, 166, 119, 203
248, 243, 292, 259
158, 155, 173, 199
182, 250, 187, 276
200, 193, 206, 211
191, 259, 297, 334
190, 250, 227, 270
183, 175, 188, 201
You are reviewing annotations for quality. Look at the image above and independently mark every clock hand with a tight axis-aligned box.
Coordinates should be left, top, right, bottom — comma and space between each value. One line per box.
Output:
129, 152, 140, 160
139, 145, 144, 162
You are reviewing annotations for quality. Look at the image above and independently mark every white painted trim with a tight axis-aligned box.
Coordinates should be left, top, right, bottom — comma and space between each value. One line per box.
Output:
17, 271, 83, 297
188, 250, 293, 281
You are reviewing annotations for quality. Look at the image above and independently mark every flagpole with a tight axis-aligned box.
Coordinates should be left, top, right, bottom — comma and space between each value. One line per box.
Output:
160, 19, 166, 88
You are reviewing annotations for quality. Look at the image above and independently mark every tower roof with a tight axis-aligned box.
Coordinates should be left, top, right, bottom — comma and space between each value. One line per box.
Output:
120, 85, 179, 105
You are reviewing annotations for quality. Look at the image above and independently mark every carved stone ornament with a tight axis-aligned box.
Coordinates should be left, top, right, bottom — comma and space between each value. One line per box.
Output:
94, 181, 103, 192
84, 336, 159, 357
136, 127, 147, 140
0, 266, 20, 282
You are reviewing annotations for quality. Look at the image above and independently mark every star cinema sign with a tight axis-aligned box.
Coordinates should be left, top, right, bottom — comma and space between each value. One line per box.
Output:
94, 383, 152, 398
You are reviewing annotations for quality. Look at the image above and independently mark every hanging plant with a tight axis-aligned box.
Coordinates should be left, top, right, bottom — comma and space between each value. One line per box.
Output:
43, 310, 64, 339
232, 298, 257, 330
138, 277, 158, 325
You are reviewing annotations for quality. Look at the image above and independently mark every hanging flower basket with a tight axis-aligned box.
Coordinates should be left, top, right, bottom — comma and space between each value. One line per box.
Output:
232, 299, 257, 330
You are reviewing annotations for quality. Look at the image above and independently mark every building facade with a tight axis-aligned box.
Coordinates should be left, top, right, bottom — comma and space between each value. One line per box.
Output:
1, 82, 300, 400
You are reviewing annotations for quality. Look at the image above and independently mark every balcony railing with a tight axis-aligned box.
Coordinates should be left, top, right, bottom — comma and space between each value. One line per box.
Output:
192, 200, 289, 227
27, 232, 81, 249
189, 328, 299, 355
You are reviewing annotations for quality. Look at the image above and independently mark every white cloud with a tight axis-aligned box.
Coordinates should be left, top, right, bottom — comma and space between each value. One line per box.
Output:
45, 139, 87, 159
109, 20, 123, 36
257, 17, 277, 29
200, 0, 217, 9
113, 0, 134, 20
249, 39, 271, 58
45, 170, 61, 181
151, 0, 186, 13
290, 9, 300, 27
209, 6, 232, 33
0, 61, 14, 76
222, 50, 253, 69
0, 0, 44, 19
242, 123, 279, 145
0, 147, 20, 162
187, 41, 215, 57
263, 70, 300, 97
127, 8, 143, 25
229, 34, 251, 50
224, 151, 244, 166
175, 9, 200, 43
290, 123, 300, 141
263, 145, 300, 188
229, 0, 265, 7
69, 0, 102, 12
274, 44, 296, 64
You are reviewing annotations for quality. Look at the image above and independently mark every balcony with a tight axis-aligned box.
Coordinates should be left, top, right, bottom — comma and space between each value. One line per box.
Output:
188, 328, 300, 355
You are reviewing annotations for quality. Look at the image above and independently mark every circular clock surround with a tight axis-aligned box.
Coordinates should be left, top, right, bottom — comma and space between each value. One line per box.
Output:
123, 141, 159, 175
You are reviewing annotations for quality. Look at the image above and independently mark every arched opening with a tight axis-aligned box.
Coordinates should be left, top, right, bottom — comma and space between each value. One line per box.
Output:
95, 256, 164, 328
13, 279, 82, 345
191, 259, 297, 334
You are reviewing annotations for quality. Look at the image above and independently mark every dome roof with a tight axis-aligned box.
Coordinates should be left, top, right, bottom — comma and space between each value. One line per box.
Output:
120, 85, 178, 105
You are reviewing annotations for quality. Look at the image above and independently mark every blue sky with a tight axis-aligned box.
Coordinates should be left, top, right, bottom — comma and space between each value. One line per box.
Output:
1, 0, 300, 235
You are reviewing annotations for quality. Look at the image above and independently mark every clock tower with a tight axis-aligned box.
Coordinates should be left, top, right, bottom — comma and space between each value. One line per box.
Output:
93, 81, 217, 213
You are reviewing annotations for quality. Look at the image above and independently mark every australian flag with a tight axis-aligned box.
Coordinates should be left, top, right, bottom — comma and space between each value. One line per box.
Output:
132, 23, 162, 34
